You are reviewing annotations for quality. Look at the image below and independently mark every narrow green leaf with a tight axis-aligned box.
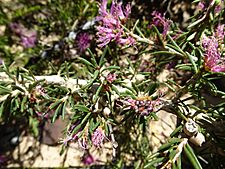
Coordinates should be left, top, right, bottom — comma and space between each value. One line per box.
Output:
170, 125, 183, 137
99, 46, 108, 67
87, 48, 98, 67
172, 163, 177, 169
176, 64, 193, 71
169, 149, 177, 160
177, 154, 182, 169
151, 113, 158, 120
186, 52, 198, 73
165, 45, 184, 57
2, 62, 14, 79
158, 138, 181, 151
131, 82, 139, 93
135, 24, 145, 39
167, 35, 186, 56
152, 25, 164, 46
163, 82, 176, 92
0, 85, 12, 95
104, 123, 109, 136
0, 102, 4, 117
52, 103, 63, 123
187, 32, 197, 41
60, 145, 66, 155
147, 82, 158, 95
137, 79, 151, 88
101, 66, 120, 72
79, 57, 94, 67
49, 99, 62, 110
28, 107, 34, 116
10, 98, 15, 112
14, 5, 41, 18
187, 16, 205, 29
149, 51, 179, 56
14, 97, 20, 109
62, 101, 67, 120
12, 85, 26, 93
72, 112, 91, 135
82, 70, 99, 89
29, 117, 39, 137
121, 83, 137, 95
144, 157, 165, 168
184, 143, 202, 169
74, 104, 90, 113
92, 84, 103, 103
111, 84, 121, 96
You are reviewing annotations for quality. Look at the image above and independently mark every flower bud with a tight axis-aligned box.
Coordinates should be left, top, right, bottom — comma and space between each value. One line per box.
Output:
189, 132, 205, 146
183, 119, 198, 136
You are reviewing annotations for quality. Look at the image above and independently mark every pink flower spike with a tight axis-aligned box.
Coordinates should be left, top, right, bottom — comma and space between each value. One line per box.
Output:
91, 127, 106, 147
76, 32, 91, 52
124, 3, 131, 18
151, 11, 171, 38
202, 35, 225, 72
215, 24, 225, 41
96, 0, 135, 47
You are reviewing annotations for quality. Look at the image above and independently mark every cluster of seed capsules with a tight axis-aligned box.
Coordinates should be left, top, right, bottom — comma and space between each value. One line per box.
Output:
126, 98, 162, 116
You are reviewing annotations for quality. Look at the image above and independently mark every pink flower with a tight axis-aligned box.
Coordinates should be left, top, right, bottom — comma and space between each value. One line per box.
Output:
215, 5, 222, 13
126, 98, 162, 116
106, 73, 116, 83
202, 36, 225, 72
61, 122, 89, 149
10, 23, 24, 34
151, 11, 171, 38
197, 0, 223, 13
214, 24, 225, 42
10, 22, 37, 48
197, 1, 205, 10
81, 152, 95, 165
76, 32, 91, 52
91, 127, 105, 147
20, 31, 37, 48
96, 0, 135, 47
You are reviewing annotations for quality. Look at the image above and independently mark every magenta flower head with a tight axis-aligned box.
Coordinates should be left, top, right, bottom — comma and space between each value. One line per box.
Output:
202, 36, 225, 72
20, 30, 37, 48
106, 73, 116, 83
91, 127, 106, 147
76, 32, 91, 52
96, 0, 135, 47
151, 11, 171, 38
126, 98, 162, 116
81, 152, 95, 165
10, 23, 24, 35
197, 1, 206, 10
